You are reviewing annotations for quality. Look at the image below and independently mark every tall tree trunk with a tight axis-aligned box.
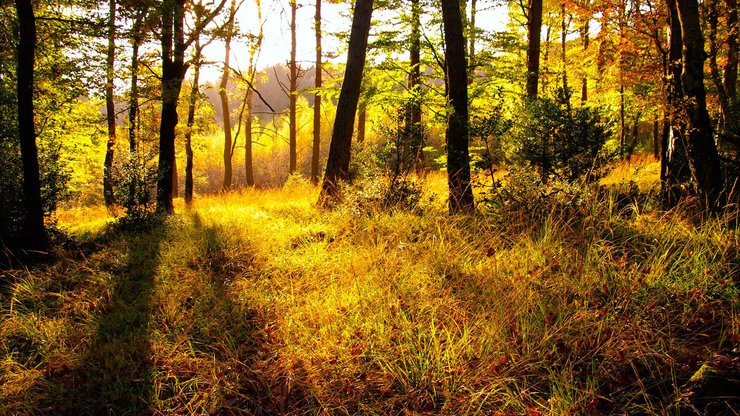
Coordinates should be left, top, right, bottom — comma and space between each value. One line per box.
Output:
580, 18, 589, 104
184, 38, 203, 206
220, 0, 236, 191
442, 0, 475, 213
662, 0, 691, 206
157, 0, 187, 213
676, 0, 725, 210
560, 0, 569, 92
103, 0, 116, 207
319, 0, 374, 204
526, 0, 544, 98
708, 0, 731, 123
312, 0, 322, 184
244, 0, 262, 188
127, 13, 142, 208
469, 0, 476, 81
289, 0, 298, 174
410, 0, 423, 172
725, 0, 738, 101
15, 0, 47, 250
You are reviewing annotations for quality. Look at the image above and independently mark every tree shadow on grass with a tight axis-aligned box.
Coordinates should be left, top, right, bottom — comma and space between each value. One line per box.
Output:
46, 223, 164, 415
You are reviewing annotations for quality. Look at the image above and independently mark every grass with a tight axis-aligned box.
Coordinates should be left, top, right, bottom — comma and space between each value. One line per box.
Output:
1, 171, 739, 415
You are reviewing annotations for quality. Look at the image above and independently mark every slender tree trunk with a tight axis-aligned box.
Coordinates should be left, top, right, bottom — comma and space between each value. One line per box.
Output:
708, 0, 731, 123
580, 18, 589, 104
127, 14, 142, 208
15, 0, 47, 250
184, 38, 202, 206
410, 0, 424, 172
676, 0, 725, 210
245, 0, 262, 188
442, 0, 474, 213
103, 0, 116, 206
560, 0, 569, 92
312, 0, 322, 184
289, 0, 298, 174
469, 0, 476, 81
725, 0, 738, 101
542, 24, 551, 94
620, 74, 625, 157
220, 0, 236, 191
319, 0, 374, 203
526, 0, 544, 98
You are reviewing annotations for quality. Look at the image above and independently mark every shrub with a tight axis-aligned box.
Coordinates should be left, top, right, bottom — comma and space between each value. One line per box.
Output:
513, 88, 615, 182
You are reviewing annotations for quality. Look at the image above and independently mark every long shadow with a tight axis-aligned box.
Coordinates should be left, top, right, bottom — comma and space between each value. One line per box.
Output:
47, 222, 164, 415
186, 213, 314, 415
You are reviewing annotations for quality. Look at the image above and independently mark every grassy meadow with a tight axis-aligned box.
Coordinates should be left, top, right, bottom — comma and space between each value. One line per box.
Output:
1, 162, 739, 415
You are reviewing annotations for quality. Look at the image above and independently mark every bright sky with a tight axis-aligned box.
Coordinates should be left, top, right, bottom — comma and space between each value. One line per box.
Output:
198, 0, 510, 83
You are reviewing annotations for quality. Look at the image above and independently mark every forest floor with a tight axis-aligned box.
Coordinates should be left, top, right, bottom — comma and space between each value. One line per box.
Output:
2, 161, 740, 415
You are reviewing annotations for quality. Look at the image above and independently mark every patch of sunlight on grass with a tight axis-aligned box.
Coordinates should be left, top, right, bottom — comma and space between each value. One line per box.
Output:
601, 154, 661, 191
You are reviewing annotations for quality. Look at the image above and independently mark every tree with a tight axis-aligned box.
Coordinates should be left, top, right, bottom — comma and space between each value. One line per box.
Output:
525, 0, 543, 98
220, 0, 237, 191
157, 0, 225, 213
15, 0, 47, 250
243, 0, 263, 187
289, 0, 298, 174
409, 0, 424, 173
319, 0, 374, 204
675, 0, 724, 210
103, 0, 116, 207
441, 0, 474, 213
311, 0, 322, 184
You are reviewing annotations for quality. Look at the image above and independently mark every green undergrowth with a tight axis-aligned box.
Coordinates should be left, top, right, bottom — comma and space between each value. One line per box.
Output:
1, 179, 739, 415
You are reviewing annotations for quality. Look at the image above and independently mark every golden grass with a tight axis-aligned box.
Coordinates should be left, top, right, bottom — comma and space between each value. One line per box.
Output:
3, 172, 739, 415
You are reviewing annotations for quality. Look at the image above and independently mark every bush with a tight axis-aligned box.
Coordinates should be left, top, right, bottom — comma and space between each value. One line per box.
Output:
513, 88, 615, 182
347, 109, 426, 211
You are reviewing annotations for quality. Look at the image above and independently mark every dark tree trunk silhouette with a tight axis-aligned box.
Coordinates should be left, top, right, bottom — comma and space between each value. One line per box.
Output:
676, 0, 724, 210
312, 0, 322, 184
560, 0, 569, 92
103, 0, 116, 206
708, 0, 730, 123
725, 0, 738, 101
441, 0, 475, 213
468, 0, 476, 81
127, 13, 143, 208
580, 18, 589, 104
357, 104, 366, 143
244, 0, 263, 188
526, 0, 543, 98
16, 0, 47, 250
184, 38, 203, 206
220, 0, 236, 191
319, 0, 374, 204
289, 0, 298, 174
661, 0, 691, 206
157, 0, 225, 212
410, 0, 424, 172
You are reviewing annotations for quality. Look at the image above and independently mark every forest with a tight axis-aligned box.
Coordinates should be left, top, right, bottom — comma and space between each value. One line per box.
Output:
1, 0, 740, 413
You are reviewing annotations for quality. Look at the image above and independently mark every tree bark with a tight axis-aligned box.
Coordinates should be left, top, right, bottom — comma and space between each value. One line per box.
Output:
442, 0, 475, 213
289, 0, 298, 174
676, 0, 725, 210
662, 0, 691, 206
580, 18, 589, 104
15, 0, 47, 250
526, 0, 543, 98
725, 0, 738, 101
184, 37, 203, 206
410, 0, 423, 172
103, 0, 116, 207
157, 0, 187, 213
312, 0, 322, 184
220, 0, 236, 191
357, 103, 366, 143
127, 13, 142, 208
560, 0, 569, 92
319, 0, 374, 204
